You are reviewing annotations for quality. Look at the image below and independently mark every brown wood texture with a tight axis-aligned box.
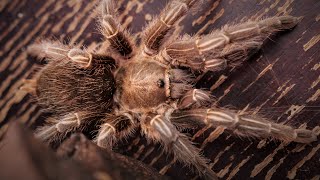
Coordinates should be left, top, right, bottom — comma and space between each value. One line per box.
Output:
0, 122, 165, 180
0, 0, 319, 179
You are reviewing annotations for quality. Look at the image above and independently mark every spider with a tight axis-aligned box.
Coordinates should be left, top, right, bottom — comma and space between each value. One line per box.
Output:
22, 0, 318, 179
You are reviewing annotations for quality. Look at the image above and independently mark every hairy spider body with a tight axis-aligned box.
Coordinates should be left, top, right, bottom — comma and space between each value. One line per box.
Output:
36, 58, 115, 114
115, 59, 169, 110
23, 0, 318, 179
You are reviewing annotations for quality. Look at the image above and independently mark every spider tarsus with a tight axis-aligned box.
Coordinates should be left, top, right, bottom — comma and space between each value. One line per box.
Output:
273, 15, 299, 29
294, 129, 318, 143
100, 0, 117, 16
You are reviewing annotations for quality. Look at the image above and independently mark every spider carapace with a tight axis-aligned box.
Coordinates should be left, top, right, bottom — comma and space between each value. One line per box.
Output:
23, 0, 318, 179
115, 60, 169, 110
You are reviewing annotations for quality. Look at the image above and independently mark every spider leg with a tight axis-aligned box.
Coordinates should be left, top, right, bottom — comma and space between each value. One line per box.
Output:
96, 112, 137, 148
27, 40, 71, 61
170, 108, 318, 143
98, 0, 134, 58
142, 0, 200, 56
173, 89, 216, 130
141, 113, 218, 179
67, 48, 116, 69
160, 16, 299, 71
177, 89, 213, 109
28, 40, 116, 69
35, 112, 92, 142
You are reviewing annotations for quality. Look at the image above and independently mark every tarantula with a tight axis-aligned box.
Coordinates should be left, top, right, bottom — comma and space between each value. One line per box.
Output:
23, 0, 317, 179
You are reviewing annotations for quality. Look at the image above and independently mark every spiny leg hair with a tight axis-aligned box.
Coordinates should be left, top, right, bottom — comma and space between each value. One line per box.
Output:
170, 108, 317, 143
172, 89, 317, 143
160, 16, 298, 71
98, 0, 134, 57
96, 112, 137, 148
27, 40, 116, 69
142, 0, 202, 56
35, 112, 87, 143
141, 113, 218, 179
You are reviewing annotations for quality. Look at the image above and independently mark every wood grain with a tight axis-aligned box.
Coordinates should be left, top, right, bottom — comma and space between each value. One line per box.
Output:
0, 0, 319, 179
0, 122, 165, 180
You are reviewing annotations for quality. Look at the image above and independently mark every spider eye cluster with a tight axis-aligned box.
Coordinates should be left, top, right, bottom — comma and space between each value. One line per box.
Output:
157, 79, 165, 88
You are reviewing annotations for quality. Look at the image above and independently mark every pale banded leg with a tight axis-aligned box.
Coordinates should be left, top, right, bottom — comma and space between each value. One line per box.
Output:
178, 89, 213, 109
96, 113, 137, 148
98, 0, 134, 57
170, 108, 317, 143
35, 112, 90, 142
141, 114, 218, 179
142, 0, 200, 56
27, 40, 70, 61
28, 40, 116, 69
67, 48, 116, 69
161, 16, 298, 71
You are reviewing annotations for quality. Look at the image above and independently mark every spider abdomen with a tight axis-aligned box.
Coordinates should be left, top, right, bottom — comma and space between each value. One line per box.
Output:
36, 61, 115, 114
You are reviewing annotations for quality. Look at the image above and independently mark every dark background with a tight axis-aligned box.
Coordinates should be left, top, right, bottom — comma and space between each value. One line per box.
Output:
0, 0, 319, 179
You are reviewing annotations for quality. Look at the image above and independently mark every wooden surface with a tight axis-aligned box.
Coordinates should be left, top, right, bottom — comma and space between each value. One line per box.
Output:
0, 122, 165, 180
0, 0, 319, 179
